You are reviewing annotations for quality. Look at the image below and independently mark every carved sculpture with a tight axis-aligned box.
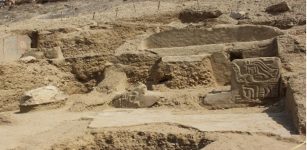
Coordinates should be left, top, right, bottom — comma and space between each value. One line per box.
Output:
111, 83, 159, 108
231, 57, 281, 103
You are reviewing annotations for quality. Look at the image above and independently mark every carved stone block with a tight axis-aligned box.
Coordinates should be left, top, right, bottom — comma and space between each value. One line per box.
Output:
231, 57, 281, 103
111, 83, 160, 108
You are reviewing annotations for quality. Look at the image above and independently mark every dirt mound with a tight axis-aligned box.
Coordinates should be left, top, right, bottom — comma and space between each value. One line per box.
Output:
52, 124, 212, 150
0, 61, 84, 111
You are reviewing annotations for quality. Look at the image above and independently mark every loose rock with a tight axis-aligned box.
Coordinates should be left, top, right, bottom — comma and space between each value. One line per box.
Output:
19, 56, 37, 63
230, 11, 248, 20
19, 85, 67, 112
265, 1, 291, 14
111, 83, 160, 108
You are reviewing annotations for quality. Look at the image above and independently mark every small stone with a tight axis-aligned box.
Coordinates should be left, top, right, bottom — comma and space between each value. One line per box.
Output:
266, 1, 290, 14
230, 11, 248, 20
19, 56, 37, 63
0, 34, 31, 63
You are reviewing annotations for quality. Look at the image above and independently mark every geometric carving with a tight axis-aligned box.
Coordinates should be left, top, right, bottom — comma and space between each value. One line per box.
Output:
231, 57, 281, 103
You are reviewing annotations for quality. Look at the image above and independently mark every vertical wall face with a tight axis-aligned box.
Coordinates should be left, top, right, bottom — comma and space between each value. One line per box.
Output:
210, 52, 231, 86
149, 55, 216, 89
0, 35, 31, 62
276, 35, 306, 134
231, 57, 281, 104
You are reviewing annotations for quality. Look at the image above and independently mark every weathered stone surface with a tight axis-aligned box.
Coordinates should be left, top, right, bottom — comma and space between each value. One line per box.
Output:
203, 92, 233, 108
210, 52, 231, 86
266, 1, 290, 14
0, 34, 31, 62
230, 11, 248, 20
19, 86, 67, 112
111, 83, 160, 108
231, 57, 281, 104
19, 56, 37, 63
179, 8, 223, 23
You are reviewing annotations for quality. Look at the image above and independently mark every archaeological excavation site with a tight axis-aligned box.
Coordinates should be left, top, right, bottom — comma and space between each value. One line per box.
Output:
0, 0, 306, 149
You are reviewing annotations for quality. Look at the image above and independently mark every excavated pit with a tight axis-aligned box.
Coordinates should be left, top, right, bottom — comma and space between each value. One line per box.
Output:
0, 25, 288, 110
0, 24, 303, 141
138, 25, 284, 90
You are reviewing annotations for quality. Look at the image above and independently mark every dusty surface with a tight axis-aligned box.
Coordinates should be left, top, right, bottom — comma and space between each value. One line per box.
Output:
0, 107, 304, 150
88, 109, 293, 137
0, 0, 305, 149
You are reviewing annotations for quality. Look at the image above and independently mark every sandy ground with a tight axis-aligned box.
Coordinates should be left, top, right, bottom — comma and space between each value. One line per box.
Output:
0, 107, 305, 150
88, 109, 293, 136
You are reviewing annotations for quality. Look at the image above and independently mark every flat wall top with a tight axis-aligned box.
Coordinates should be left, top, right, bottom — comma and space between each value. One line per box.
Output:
144, 25, 283, 49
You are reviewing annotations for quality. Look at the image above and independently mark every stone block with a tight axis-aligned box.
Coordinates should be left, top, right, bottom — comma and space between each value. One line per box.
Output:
111, 83, 160, 108
0, 34, 31, 62
266, 1, 290, 14
231, 57, 281, 104
19, 86, 67, 112
19, 56, 37, 63
230, 11, 248, 20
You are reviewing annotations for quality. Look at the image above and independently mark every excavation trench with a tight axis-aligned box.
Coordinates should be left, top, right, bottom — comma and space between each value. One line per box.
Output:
59, 25, 287, 108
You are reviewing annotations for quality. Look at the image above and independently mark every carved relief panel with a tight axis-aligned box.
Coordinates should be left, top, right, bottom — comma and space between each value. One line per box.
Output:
231, 57, 281, 103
